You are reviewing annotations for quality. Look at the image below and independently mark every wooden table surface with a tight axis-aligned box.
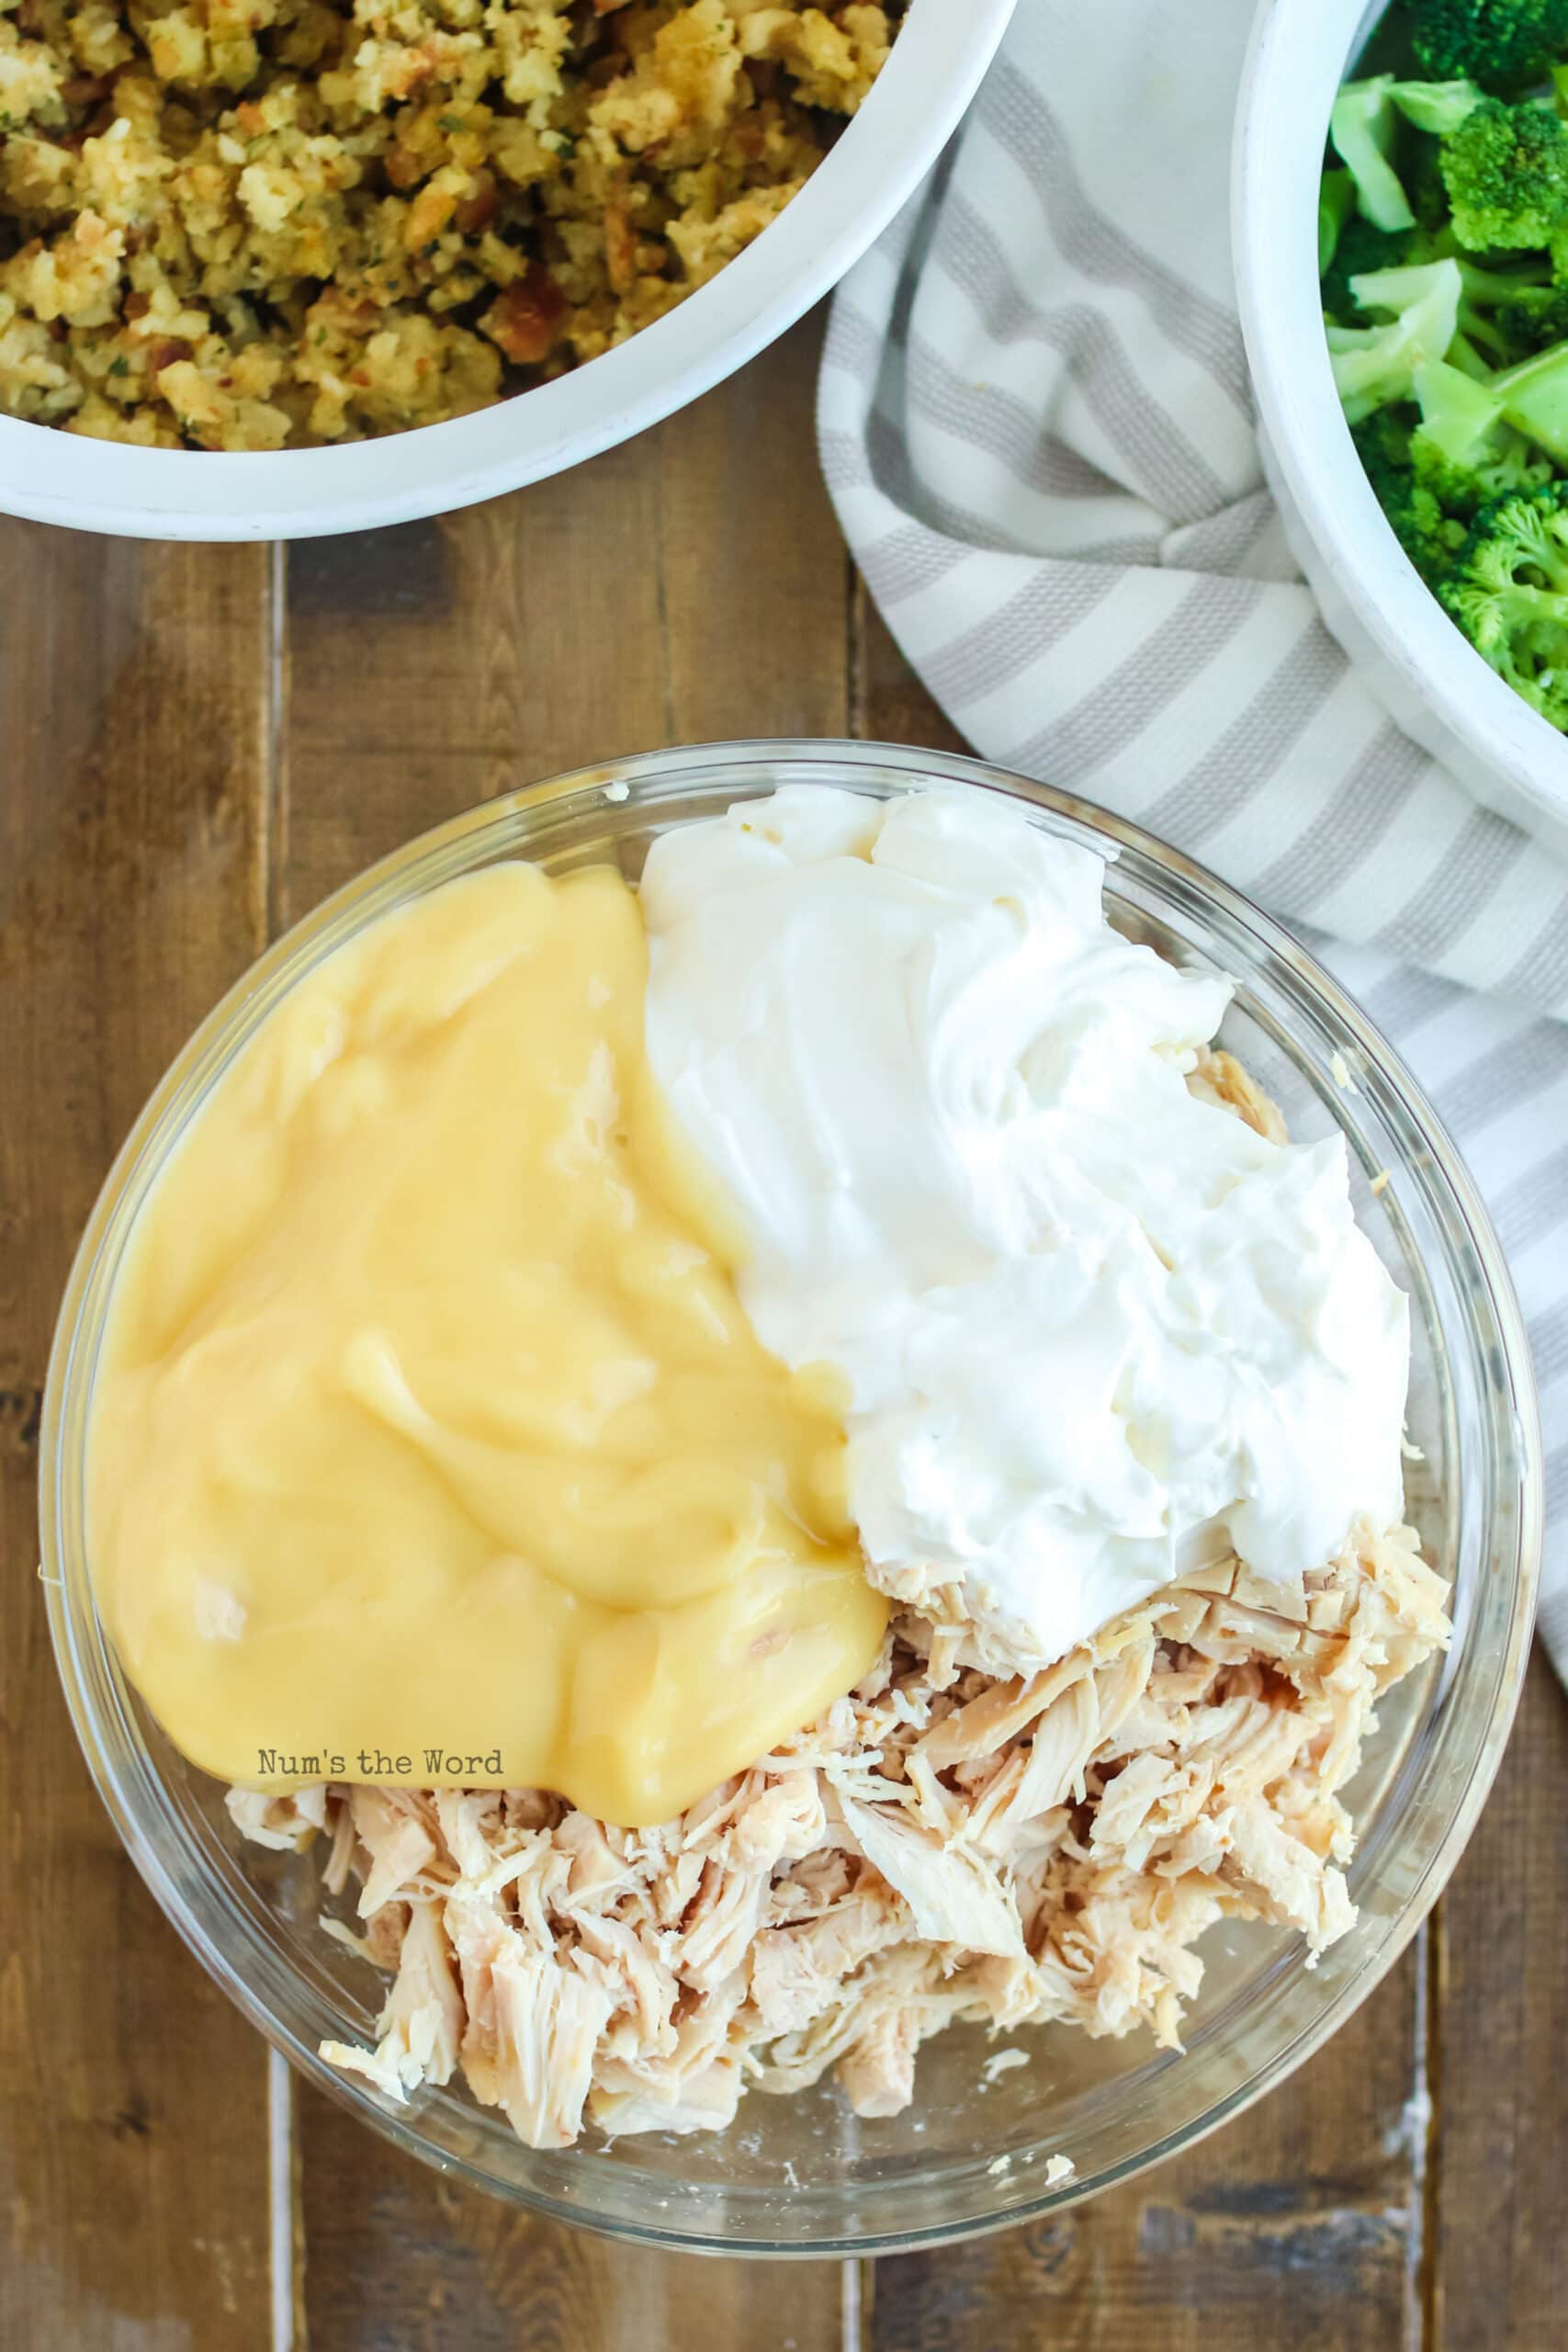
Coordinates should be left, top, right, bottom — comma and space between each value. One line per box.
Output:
3, 311, 1565, 2352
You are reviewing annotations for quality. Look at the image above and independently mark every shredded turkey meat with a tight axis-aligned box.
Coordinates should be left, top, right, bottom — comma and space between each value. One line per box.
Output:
225, 1047, 1449, 2147
229, 1520, 1447, 2147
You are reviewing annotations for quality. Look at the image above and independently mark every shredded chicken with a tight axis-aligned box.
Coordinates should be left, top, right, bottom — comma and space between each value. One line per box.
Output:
230, 1521, 1447, 2147
227, 1045, 1447, 2146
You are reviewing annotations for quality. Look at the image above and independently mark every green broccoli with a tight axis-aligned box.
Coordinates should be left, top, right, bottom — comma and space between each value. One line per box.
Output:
1438, 481, 1568, 727
1413, 351, 1508, 450
1320, 168, 1358, 277
1410, 323, 1568, 460
1411, 0, 1568, 95
1490, 334, 1568, 454
1351, 412, 1472, 581
1450, 253, 1560, 357
1327, 258, 1464, 419
1327, 241, 1568, 454
1322, 214, 1422, 321
1492, 278, 1568, 348
1330, 76, 1483, 229
1386, 77, 1489, 130
1384, 247, 1565, 360
1412, 415, 1554, 508
1438, 95, 1568, 250
1406, 129, 1459, 231
1331, 79, 1419, 228
1327, 4, 1568, 696
1350, 405, 1553, 590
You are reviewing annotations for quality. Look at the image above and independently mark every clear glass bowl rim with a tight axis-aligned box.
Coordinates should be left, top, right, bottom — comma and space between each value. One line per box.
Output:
40, 738, 1543, 2256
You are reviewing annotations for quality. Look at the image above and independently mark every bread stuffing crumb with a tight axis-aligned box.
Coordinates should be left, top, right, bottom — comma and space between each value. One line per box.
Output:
0, 0, 903, 447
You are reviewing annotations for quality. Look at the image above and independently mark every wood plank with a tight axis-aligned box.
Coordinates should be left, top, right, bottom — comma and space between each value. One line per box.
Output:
281, 313, 845, 928
278, 462, 666, 920
862, 1960, 1423, 2352
0, 529, 276, 2349
851, 585, 968, 758
297, 2180, 847, 2352
1430, 1656, 1568, 2352
284, 314, 851, 2351
851, 579, 1427, 2352
658, 319, 851, 746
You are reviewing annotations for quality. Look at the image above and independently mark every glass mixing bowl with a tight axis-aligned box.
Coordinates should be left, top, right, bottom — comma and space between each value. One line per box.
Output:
42, 742, 1540, 2254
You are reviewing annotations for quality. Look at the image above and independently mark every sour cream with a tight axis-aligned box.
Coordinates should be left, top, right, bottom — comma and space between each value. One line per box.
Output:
641, 786, 1409, 1671
85, 862, 885, 1825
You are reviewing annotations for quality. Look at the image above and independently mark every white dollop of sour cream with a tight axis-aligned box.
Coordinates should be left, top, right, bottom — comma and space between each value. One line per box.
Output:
640, 786, 1409, 1672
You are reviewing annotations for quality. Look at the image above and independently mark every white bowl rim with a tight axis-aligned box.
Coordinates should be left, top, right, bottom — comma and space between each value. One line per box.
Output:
0, 0, 1017, 540
1232, 0, 1568, 838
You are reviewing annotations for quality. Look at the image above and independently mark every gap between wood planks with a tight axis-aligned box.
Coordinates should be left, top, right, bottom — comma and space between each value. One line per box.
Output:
270, 2052, 301, 2352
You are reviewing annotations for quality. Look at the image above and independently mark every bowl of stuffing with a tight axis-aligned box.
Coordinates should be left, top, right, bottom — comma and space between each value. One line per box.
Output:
0, 0, 1015, 538
1235, 0, 1568, 853
42, 742, 1540, 2251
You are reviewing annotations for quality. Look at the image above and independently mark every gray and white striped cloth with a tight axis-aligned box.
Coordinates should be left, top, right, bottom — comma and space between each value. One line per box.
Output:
818, 0, 1568, 1677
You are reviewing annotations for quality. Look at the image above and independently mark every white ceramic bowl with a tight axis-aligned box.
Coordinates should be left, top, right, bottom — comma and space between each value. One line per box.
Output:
1234, 0, 1568, 854
0, 0, 1015, 542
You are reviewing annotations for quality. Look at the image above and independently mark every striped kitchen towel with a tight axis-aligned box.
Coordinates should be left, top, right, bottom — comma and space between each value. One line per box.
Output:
818, 0, 1568, 1677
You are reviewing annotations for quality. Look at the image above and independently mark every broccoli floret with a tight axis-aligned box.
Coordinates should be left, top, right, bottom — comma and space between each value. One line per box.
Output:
1413, 351, 1508, 450
1420, 405, 1554, 493
1349, 400, 1550, 586
1354, 237, 1551, 360
1439, 96, 1568, 250
1411, 0, 1568, 95
1476, 274, 1568, 353
1332, 7, 1568, 654
1387, 77, 1489, 132
1412, 329, 1568, 460
1406, 129, 1458, 230
1352, 411, 1472, 582
1450, 253, 1561, 356
1328, 258, 1464, 419
1322, 214, 1421, 320
1328, 240, 1568, 455
1330, 77, 1483, 229
1332, 79, 1420, 229
1438, 481, 1568, 727
1320, 168, 1358, 277
1418, 418, 1554, 502
1491, 334, 1568, 454
1412, 331, 1568, 458
1493, 278, 1568, 346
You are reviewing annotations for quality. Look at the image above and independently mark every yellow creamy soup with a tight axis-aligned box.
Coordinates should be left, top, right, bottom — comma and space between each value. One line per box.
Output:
86, 861, 886, 1826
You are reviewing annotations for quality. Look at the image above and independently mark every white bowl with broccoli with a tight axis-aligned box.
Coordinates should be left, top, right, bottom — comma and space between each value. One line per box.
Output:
1235, 0, 1568, 851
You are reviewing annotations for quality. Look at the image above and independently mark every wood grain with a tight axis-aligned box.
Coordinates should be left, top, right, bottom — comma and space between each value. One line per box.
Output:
657, 322, 851, 746
280, 314, 844, 932
283, 316, 852, 2352
1431, 1657, 1568, 2351
850, 583, 967, 758
860, 1960, 1424, 2352
0, 527, 276, 2349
